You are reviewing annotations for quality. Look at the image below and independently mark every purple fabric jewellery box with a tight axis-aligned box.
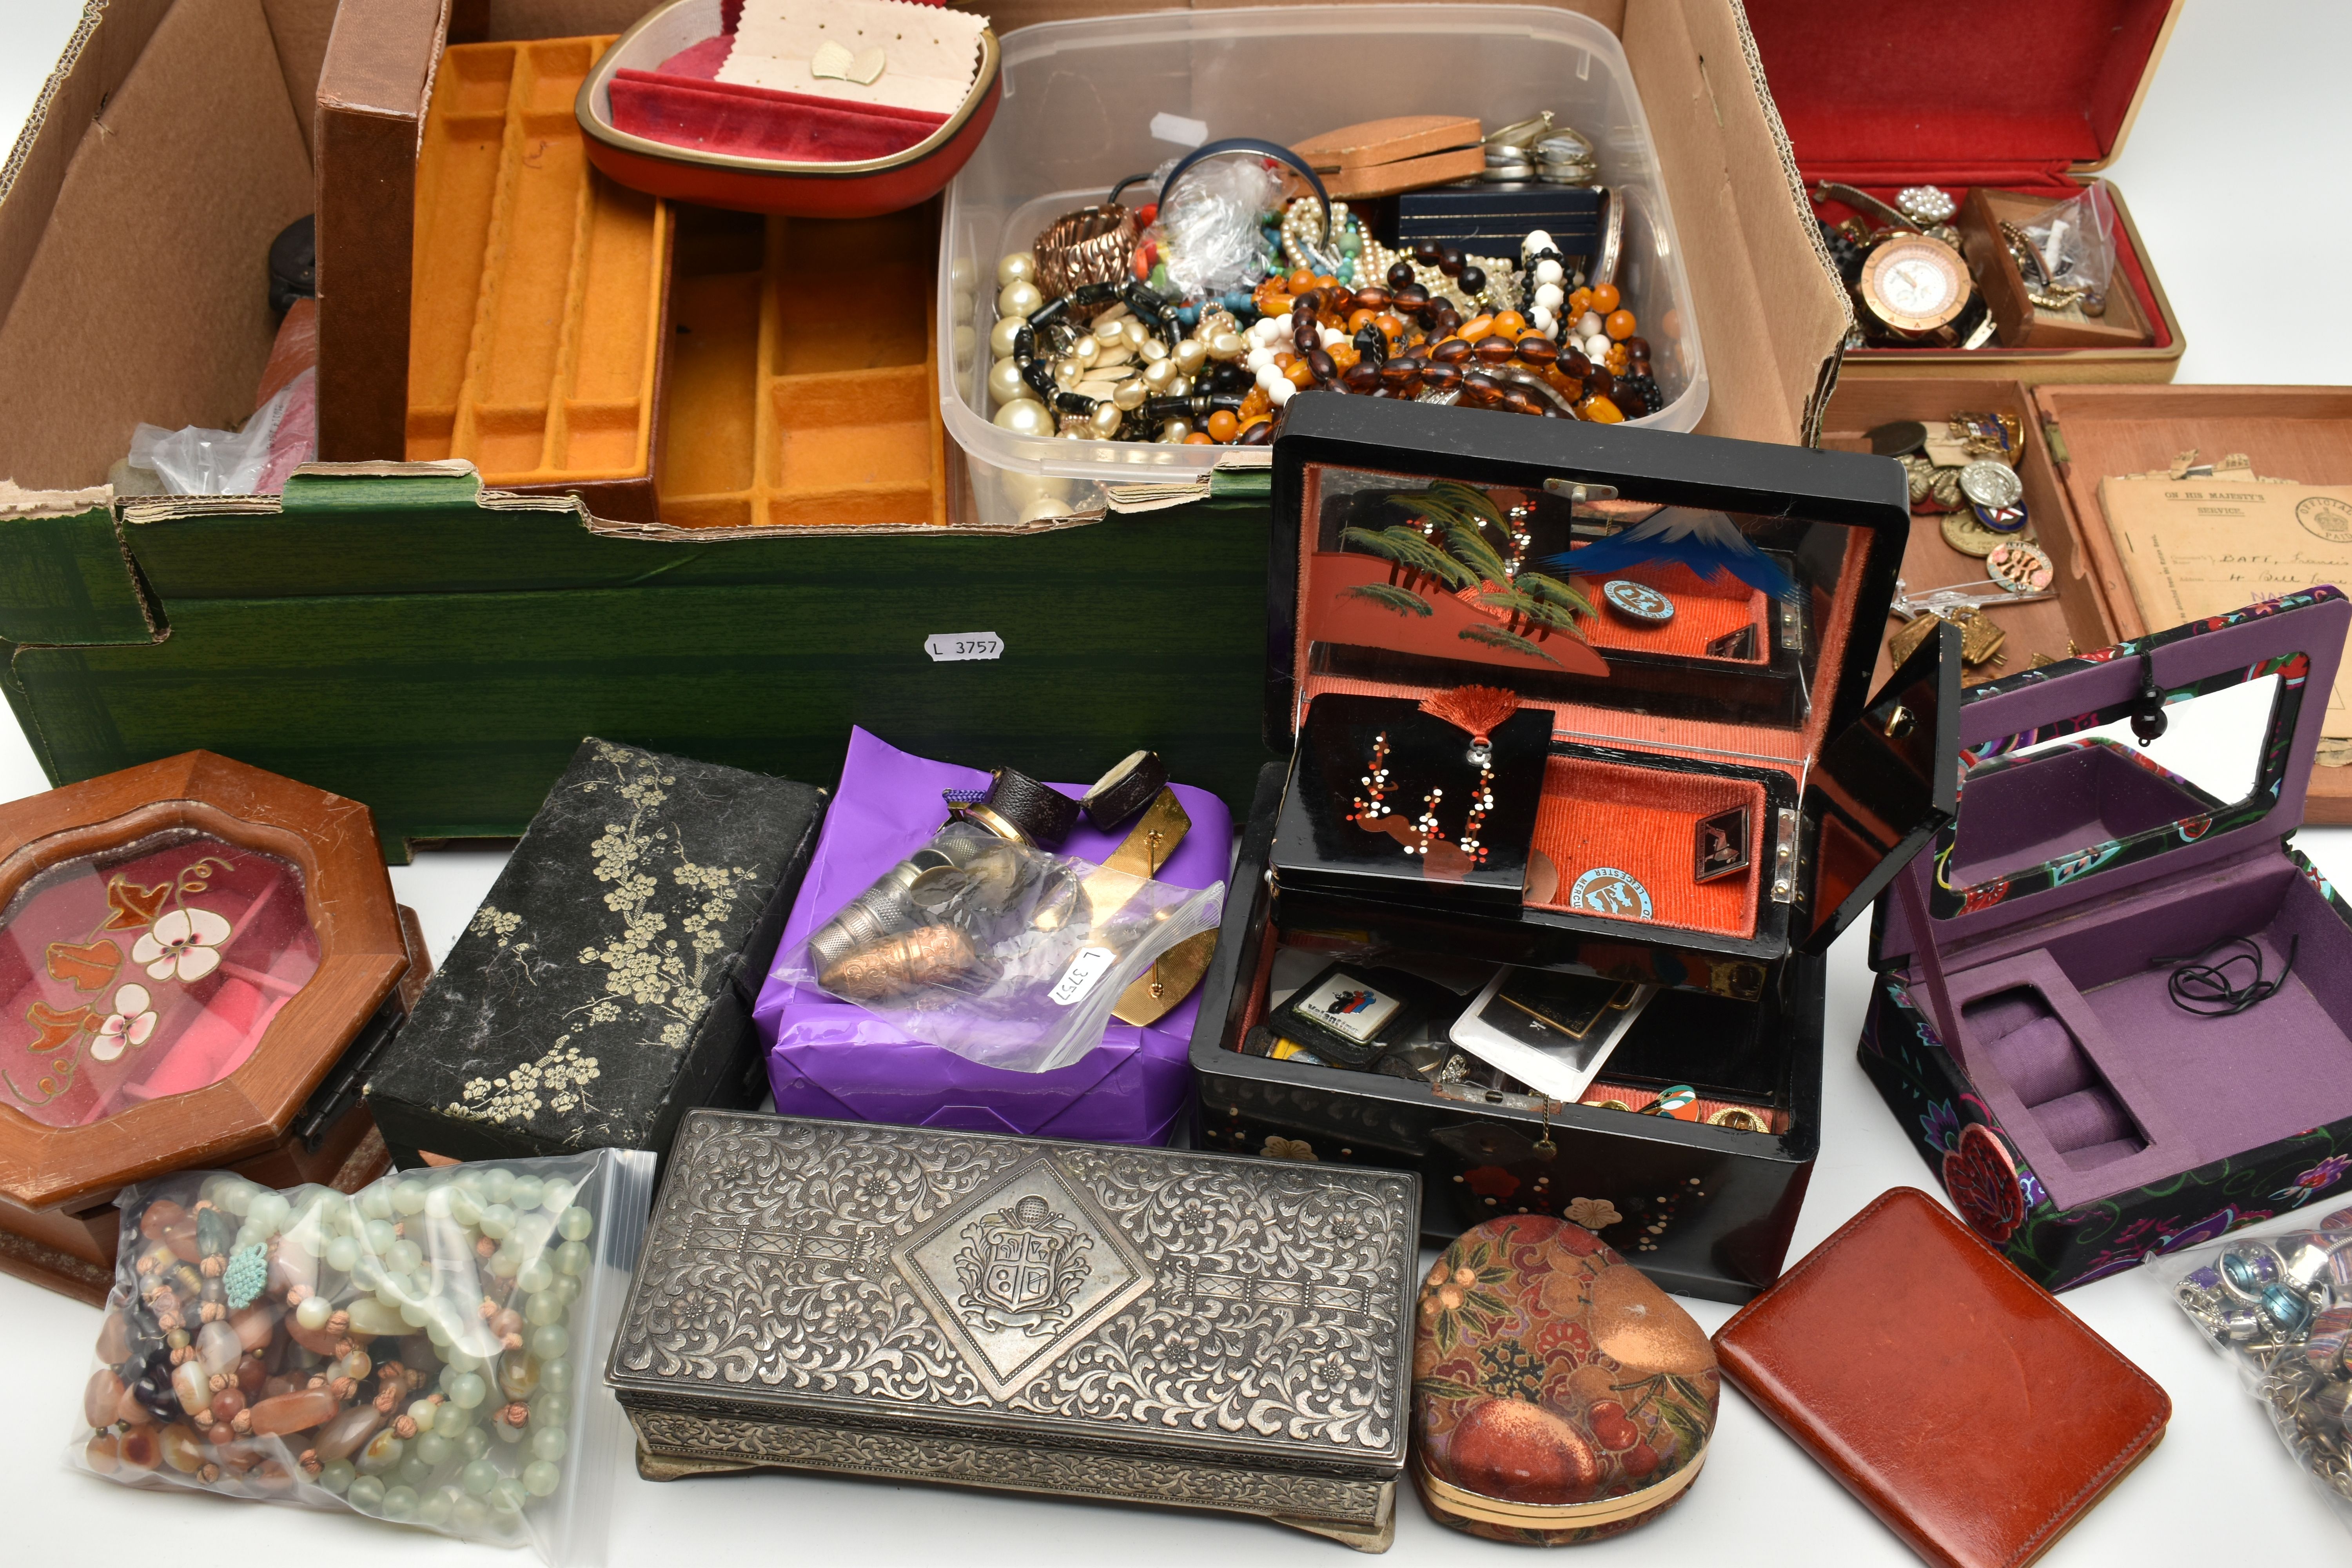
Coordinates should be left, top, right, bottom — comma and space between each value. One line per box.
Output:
752, 728, 1232, 1144
1862, 586, 2352, 1290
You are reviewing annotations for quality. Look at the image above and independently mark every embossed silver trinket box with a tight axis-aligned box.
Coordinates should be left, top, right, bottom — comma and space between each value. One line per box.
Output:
607, 1111, 1420, 1548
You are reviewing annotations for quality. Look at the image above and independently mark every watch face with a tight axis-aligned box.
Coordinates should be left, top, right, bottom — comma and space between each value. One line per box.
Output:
1861, 236, 1969, 334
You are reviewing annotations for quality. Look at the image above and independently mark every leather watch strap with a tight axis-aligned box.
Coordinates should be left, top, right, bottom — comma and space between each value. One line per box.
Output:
948, 766, 1079, 848
1081, 749, 1170, 831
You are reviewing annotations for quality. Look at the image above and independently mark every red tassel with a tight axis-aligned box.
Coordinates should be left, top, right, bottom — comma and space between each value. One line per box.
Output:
1419, 684, 1521, 744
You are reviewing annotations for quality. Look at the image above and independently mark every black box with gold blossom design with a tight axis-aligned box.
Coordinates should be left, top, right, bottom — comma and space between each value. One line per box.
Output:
365, 739, 825, 1168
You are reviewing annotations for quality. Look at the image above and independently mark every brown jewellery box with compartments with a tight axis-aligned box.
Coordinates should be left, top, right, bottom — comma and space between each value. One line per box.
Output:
0, 753, 427, 1303
2036, 384, 2352, 825
1827, 377, 2118, 699
1748, 0, 2186, 384
1830, 379, 2352, 826
316, 1, 949, 530
1185, 396, 1961, 1303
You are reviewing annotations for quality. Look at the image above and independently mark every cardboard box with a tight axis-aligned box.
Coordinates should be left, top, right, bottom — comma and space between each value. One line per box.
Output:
1749, 0, 2187, 385
0, 0, 1851, 852
1824, 377, 2117, 697
1828, 381, 2352, 828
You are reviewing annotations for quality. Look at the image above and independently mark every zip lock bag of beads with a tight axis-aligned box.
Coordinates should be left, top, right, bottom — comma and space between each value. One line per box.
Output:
69, 1148, 655, 1561
2152, 1200, 2352, 1533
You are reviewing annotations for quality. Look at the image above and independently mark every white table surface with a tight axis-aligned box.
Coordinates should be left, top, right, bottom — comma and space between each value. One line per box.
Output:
3, 1, 2351, 1562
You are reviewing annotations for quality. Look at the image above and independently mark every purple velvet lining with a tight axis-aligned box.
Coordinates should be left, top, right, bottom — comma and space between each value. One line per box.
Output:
2074, 930, 2348, 1153
1981, 1013, 2095, 1105
1947, 742, 2214, 886
1922, 599, 2347, 944
1962, 985, 2145, 1174
752, 727, 1231, 1145
1942, 858, 2352, 1208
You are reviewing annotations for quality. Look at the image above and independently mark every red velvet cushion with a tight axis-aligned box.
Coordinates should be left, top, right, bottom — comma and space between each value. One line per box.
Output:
609, 67, 949, 164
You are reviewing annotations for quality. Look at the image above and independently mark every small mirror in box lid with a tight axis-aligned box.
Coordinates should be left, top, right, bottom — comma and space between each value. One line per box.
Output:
1414, 1214, 1717, 1543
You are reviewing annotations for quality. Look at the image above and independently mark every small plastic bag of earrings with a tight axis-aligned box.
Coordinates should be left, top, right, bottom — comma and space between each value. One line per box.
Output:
2013, 185, 2120, 318
777, 818, 1224, 1073
1147, 150, 1286, 302
69, 1147, 654, 1563
2152, 1201, 2352, 1531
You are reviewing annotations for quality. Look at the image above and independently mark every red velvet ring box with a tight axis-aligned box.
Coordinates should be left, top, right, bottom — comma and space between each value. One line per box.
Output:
1185, 396, 1962, 1302
1865, 587, 2352, 1289
1747, 0, 2185, 383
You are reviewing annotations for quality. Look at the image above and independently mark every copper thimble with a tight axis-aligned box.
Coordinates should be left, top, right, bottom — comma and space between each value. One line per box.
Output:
819, 924, 978, 1002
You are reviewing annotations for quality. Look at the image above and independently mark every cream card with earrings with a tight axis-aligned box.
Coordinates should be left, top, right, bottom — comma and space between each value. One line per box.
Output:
720, 0, 987, 116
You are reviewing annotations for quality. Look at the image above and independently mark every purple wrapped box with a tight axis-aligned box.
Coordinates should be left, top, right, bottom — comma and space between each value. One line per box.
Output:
1864, 588, 2352, 1289
754, 728, 1231, 1144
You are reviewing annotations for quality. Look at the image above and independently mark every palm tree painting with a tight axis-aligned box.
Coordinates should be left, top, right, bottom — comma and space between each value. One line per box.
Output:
1341, 481, 1597, 666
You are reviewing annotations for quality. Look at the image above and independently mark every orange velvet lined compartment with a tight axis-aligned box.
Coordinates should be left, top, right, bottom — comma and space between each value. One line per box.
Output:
1528, 756, 1764, 938
657, 205, 945, 529
1292, 462, 1873, 771
410, 38, 668, 484
1566, 562, 1766, 662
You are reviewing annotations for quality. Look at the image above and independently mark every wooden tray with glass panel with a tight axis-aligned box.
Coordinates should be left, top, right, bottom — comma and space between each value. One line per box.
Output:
0, 752, 428, 1303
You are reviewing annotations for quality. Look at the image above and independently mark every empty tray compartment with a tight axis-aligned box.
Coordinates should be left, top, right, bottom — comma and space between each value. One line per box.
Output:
410, 36, 671, 508
657, 205, 945, 531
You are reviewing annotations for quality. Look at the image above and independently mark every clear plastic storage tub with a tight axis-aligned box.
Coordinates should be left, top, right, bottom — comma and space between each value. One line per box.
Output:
937, 4, 1709, 528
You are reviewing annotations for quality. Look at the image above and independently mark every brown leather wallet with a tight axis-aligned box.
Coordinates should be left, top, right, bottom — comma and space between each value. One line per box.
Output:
1712, 1188, 2169, 1568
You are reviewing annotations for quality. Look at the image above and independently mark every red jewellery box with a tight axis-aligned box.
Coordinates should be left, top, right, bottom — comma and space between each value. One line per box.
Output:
578, 0, 1002, 218
1747, 0, 2185, 383
1865, 588, 2352, 1290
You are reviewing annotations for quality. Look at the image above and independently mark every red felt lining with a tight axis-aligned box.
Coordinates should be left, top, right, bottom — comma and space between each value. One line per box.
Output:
1808, 177, 2172, 354
1744, 0, 2174, 171
1526, 757, 1764, 938
610, 68, 947, 162
608, 24, 955, 166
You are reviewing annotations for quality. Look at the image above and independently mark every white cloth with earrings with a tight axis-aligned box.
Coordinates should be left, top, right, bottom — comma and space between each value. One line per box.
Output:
720, 0, 987, 115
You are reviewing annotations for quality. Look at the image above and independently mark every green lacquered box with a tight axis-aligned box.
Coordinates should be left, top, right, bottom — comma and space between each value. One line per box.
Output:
0, 469, 1273, 859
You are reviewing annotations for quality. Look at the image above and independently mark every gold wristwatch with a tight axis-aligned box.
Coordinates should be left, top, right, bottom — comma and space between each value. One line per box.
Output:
1815, 181, 1989, 348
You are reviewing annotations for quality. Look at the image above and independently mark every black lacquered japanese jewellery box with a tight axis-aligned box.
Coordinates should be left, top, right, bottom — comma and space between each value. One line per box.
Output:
1187, 396, 1961, 1301
606, 1111, 1419, 1548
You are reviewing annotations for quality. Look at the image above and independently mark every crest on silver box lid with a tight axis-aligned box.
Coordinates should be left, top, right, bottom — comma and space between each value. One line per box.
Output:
608, 1111, 1418, 1466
